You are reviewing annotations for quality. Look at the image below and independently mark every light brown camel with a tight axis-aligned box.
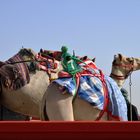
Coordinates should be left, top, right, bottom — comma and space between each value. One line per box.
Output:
0, 48, 62, 120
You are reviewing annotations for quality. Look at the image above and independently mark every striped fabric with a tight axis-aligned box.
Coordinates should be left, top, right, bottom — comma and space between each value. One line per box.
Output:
53, 74, 128, 121
0, 53, 30, 90
6, 53, 30, 84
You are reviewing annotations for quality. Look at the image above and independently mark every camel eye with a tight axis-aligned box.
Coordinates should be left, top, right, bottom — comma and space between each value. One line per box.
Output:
126, 58, 133, 62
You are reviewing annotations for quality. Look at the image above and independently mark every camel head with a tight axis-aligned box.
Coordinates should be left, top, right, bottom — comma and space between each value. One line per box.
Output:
110, 53, 140, 87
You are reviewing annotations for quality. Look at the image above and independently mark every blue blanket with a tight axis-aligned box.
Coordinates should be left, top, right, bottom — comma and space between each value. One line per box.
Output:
53, 75, 128, 121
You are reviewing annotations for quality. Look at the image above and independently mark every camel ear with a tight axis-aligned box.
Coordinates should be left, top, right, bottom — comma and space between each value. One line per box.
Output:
92, 57, 96, 62
118, 53, 123, 61
114, 54, 118, 60
113, 54, 123, 62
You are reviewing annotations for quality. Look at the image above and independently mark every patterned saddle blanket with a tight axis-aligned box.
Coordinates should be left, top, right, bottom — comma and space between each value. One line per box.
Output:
0, 53, 30, 90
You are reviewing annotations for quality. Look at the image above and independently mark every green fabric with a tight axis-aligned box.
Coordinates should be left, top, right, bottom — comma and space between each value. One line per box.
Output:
61, 46, 83, 99
61, 46, 82, 75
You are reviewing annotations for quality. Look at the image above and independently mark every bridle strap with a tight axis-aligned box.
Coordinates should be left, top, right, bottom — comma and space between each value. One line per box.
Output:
129, 72, 133, 121
110, 73, 126, 80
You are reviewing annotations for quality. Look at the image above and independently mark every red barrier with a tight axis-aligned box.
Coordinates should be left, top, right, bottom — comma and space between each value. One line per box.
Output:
0, 121, 140, 139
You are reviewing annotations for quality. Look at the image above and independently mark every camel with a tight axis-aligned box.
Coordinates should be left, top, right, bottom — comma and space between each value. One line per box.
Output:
42, 54, 133, 121
110, 53, 140, 88
0, 48, 62, 120
110, 54, 140, 121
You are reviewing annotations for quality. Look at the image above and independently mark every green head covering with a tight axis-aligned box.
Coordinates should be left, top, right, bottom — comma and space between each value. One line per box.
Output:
61, 46, 68, 53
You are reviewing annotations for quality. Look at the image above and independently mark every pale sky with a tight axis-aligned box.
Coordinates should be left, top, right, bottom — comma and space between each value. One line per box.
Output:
0, 0, 140, 112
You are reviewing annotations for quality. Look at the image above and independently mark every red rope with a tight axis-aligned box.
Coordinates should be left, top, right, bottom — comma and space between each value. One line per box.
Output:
72, 68, 109, 121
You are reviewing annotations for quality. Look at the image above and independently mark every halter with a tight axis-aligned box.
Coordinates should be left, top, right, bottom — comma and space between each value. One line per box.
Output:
110, 58, 134, 80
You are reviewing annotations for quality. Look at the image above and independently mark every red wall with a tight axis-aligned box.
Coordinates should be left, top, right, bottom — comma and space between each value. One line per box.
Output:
0, 121, 140, 139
